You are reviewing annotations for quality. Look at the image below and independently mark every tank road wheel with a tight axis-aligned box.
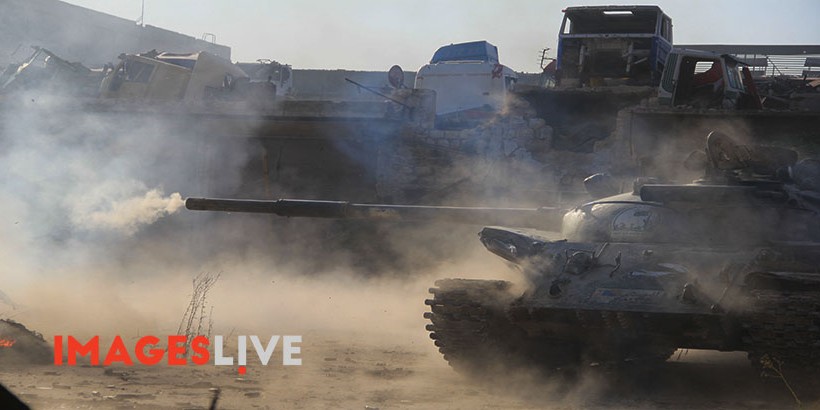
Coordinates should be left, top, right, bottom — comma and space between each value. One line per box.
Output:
743, 290, 820, 377
424, 279, 522, 376
424, 279, 579, 378
575, 310, 676, 368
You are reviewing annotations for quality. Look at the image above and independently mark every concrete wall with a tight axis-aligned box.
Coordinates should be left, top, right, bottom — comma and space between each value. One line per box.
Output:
290, 69, 541, 100
290, 69, 417, 100
0, 0, 230, 67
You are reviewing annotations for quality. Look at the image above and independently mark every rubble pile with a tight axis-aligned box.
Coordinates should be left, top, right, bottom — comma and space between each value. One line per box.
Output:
377, 99, 623, 205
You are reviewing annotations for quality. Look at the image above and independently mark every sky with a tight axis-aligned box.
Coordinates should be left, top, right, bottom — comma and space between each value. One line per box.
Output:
61, 0, 820, 72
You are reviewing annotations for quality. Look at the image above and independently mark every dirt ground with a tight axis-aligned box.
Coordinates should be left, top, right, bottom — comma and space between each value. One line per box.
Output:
0, 328, 815, 410
1, 232, 816, 410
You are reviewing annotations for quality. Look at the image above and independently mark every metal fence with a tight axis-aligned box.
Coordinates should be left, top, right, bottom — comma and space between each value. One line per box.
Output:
677, 45, 820, 78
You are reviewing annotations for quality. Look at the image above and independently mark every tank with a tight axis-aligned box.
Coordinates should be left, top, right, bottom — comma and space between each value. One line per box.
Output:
186, 131, 820, 376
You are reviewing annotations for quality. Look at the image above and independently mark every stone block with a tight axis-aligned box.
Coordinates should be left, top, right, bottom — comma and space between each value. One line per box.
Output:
528, 118, 546, 130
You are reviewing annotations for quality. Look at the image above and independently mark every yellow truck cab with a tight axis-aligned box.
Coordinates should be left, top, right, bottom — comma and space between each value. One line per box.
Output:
100, 51, 249, 102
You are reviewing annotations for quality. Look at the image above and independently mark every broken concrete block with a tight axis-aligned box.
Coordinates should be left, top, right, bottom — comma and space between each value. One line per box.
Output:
528, 118, 546, 129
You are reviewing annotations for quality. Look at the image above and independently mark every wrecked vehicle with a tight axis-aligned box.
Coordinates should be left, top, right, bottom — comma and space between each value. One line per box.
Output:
414, 40, 517, 127
1, 47, 289, 104
555, 5, 673, 87
0, 46, 104, 97
186, 132, 820, 376
658, 47, 820, 111
235, 59, 293, 97
658, 48, 763, 110
100, 50, 271, 102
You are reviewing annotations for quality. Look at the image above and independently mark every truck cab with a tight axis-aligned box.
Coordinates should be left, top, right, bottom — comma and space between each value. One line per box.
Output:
658, 48, 761, 109
414, 41, 517, 127
235, 60, 293, 97
556, 5, 673, 87
100, 50, 252, 102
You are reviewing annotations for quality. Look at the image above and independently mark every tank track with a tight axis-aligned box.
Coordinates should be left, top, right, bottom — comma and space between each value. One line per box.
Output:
743, 290, 820, 375
424, 279, 516, 375
424, 279, 582, 376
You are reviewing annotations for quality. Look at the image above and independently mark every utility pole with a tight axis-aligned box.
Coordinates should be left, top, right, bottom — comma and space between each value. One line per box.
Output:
136, 0, 145, 27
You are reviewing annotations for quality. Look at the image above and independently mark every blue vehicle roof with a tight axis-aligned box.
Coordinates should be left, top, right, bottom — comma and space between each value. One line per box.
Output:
430, 41, 499, 64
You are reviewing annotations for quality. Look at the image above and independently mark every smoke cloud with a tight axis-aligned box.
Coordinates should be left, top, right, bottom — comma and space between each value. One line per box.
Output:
72, 188, 184, 235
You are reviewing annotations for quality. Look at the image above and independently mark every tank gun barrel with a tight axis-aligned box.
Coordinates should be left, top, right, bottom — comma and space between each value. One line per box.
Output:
185, 197, 563, 228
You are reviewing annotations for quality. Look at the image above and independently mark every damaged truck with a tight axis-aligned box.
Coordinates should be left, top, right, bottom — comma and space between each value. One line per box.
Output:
0, 46, 104, 96
555, 5, 673, 87
1, 47, 280, 104
100, 50, 274, 103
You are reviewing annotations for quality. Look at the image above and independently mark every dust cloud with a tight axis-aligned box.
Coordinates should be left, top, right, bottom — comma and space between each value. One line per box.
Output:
0, 86, 811, 410
0, 87, 539, 404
